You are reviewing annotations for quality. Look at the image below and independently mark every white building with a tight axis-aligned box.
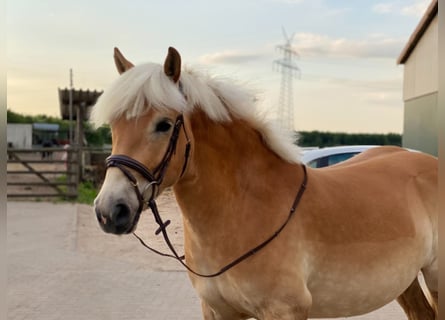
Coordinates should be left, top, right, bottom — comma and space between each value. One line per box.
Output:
7, 124, 32, 149
397, 0, 438, 156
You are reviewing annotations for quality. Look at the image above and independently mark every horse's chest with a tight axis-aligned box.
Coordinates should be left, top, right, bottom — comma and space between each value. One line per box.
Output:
193, 276, 257, 315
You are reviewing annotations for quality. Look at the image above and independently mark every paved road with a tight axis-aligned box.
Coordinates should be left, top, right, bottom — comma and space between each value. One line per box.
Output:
7, 201, 407, 319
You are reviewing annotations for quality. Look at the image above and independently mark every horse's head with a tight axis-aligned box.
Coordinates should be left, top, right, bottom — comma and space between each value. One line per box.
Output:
93, 46, 303, 235
93, 47, 192, 235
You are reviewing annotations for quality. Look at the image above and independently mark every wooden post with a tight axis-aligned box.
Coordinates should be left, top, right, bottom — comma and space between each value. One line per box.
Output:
76, 102, 86, 182
67, 146, 79, 198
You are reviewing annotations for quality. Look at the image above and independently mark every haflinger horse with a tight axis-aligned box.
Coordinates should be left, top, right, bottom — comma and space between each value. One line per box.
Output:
92, 47, 438, 320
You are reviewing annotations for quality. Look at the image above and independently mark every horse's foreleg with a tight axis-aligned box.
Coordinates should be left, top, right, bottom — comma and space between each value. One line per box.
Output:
260, 309, 309, 320
259, 290, 312, 320
200, 300, 244, 320
200, 298, 311, 320
429, 291, 438, 319
201, 301, 218, 320
396, 277, 435, 320
422, 260, 439, 319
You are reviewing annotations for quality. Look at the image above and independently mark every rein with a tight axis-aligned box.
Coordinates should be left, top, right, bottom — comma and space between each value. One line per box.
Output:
136, 164, 308, 278
106, 113, 308, 278
136, 164, 307, 278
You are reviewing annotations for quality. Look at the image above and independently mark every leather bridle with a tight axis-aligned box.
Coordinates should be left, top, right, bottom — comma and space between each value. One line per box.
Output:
104, 104, 308, 279
106, 114, 191, 232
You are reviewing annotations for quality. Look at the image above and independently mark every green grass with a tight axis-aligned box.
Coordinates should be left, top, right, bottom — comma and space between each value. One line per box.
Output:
76, 181, 97, 205
55, 175, 97, 205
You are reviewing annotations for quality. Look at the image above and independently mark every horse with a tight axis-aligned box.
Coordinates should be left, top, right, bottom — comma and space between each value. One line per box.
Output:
92, 47, 438, 320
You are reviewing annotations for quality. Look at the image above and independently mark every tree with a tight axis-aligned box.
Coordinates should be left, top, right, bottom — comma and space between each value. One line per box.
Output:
297, 131, 401, 147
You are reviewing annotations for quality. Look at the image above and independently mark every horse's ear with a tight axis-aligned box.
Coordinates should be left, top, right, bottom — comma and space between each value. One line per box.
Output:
164, 47, 181, 83
114, 47, 134, 74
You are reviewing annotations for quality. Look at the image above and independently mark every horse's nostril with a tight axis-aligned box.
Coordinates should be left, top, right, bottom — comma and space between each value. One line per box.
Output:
95, 207, 106, 224
111, 204, 131, 227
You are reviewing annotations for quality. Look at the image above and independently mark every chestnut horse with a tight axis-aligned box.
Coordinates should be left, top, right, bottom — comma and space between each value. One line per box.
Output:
92, 47, 438, 320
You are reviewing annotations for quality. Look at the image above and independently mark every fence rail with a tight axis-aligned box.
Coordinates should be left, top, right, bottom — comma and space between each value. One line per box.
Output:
7, 147, 80, 200
7, 159, 75, 164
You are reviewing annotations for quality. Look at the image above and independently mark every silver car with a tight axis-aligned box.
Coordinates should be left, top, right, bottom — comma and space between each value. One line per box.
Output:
301, 145, 378, 168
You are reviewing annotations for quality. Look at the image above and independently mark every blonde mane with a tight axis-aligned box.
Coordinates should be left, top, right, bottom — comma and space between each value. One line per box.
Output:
91, 63, 301, 163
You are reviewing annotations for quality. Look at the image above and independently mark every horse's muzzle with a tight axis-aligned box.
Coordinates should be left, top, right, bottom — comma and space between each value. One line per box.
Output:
95, 203, 134, 235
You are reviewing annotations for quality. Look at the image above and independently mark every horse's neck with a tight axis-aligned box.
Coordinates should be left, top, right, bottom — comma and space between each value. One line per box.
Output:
174, 110, 301, 234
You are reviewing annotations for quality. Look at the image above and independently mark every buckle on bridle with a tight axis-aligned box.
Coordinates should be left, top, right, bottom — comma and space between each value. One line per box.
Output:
141, 180, 159, 204
105, 113, 190, 212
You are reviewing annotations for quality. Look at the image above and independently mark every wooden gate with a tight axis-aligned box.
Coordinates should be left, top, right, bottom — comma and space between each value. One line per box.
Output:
7, 147, 79, 200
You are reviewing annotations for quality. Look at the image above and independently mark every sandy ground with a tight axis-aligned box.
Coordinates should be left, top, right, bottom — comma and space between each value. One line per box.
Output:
77, 189, 186, 271
8, 199, 202, 320
8, 190, 409, 319
77, 190, 408, 319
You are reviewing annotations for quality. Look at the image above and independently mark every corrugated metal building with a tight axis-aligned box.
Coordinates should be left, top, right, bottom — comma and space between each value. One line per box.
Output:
397, 0, 438, 156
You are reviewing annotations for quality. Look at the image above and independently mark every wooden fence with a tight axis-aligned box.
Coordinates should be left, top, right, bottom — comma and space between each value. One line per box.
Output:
7, 147, 80, 200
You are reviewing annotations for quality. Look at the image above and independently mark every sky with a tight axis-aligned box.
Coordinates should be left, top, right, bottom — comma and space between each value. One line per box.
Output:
6, 0, 432, 133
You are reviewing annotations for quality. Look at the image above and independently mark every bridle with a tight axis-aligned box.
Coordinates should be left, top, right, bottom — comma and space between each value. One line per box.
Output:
104, 103, 308, 279
106, 113, 191, 232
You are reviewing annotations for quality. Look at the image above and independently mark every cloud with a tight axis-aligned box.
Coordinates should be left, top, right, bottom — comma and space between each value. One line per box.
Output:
269, 0, 351, 17
372, 3, 395, 14
268, 0, 305, 4
199, 50, 266, 65
372, 0, 430, 18
400, 0, 431, 17
294, 32, 405, 59
322, 7, 352, 17
361, 91, 400, 106
322, 77, 402, 91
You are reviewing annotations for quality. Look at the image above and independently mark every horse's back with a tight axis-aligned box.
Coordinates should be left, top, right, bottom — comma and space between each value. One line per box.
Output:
322, 146, 437, 191
330, 145, 427, 167
308, 145, 438, 235
331, 146, 437, 216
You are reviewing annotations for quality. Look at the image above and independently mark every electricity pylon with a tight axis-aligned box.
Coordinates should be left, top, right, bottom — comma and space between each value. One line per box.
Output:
274, 27, 301, 131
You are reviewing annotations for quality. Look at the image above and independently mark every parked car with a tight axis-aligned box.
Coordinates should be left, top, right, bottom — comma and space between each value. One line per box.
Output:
301, 145, 378, 168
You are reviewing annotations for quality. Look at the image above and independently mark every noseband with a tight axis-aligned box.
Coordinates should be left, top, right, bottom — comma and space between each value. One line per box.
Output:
106, 114, 191, 218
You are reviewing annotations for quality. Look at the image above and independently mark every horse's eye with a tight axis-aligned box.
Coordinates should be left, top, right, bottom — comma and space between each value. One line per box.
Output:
155, 120, 172, 133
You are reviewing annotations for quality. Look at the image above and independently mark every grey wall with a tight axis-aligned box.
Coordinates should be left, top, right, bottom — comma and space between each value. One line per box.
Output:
402, 92, 438, 156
